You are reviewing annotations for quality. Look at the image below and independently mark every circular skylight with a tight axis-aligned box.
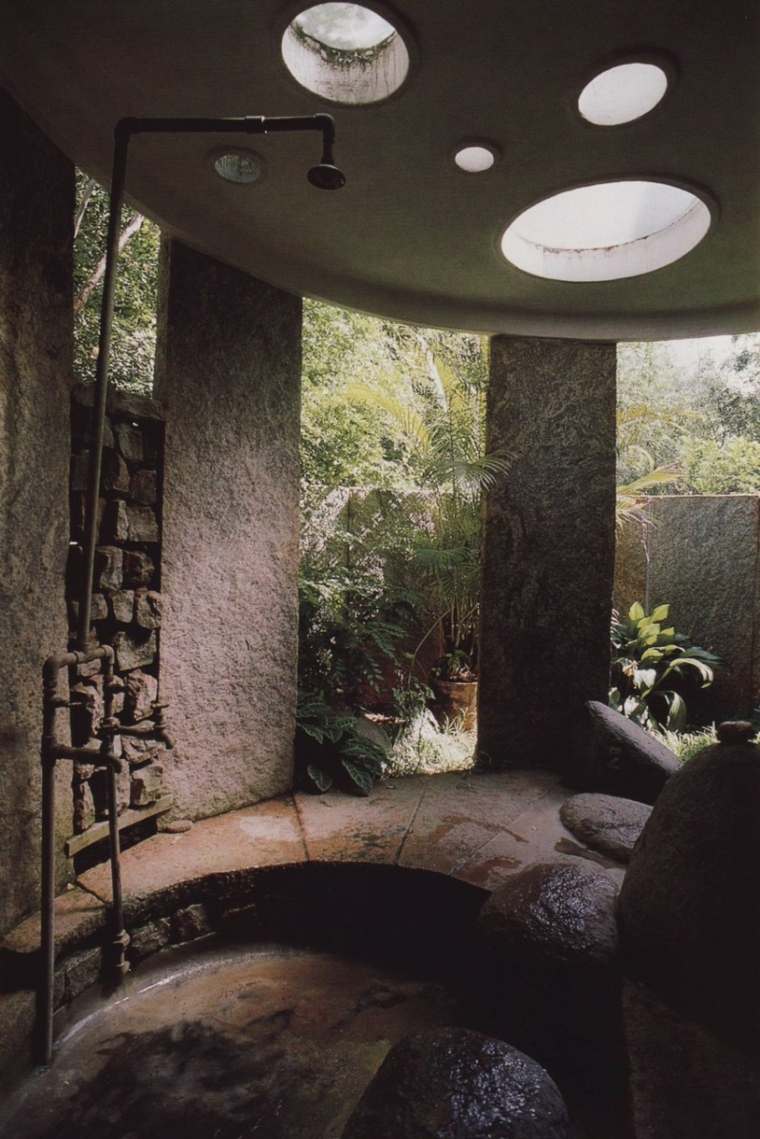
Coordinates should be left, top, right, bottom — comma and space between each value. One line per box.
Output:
294, 3, 394, 50
454, 145, 497, 173
212, 149, 264, 184
501, 181, 711, 282
282, 3, 409, 104
578, 62, 669, 126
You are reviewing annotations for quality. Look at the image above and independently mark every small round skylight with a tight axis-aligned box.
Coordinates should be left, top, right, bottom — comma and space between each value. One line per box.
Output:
212, 149, 264, 184
282, 3, 409, 105
501, 181, 711, 282
578, 62, 669, 126
454, 145, 497, 173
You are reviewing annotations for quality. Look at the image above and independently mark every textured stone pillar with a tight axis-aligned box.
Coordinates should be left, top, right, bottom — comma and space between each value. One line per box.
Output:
478, 336, 616, 771
0, 93, 74, 934
155, 240, 302, 818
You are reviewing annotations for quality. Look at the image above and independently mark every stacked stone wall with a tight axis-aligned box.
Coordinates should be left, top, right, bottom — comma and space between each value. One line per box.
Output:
67, 384, 168, 835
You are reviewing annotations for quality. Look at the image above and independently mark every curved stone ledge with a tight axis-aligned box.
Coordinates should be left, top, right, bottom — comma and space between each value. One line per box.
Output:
0, 771, 624, 1093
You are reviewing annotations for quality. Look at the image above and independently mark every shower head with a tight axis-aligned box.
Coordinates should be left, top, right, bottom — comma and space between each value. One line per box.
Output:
308, 161, 347, 190
307, 117, 346, 190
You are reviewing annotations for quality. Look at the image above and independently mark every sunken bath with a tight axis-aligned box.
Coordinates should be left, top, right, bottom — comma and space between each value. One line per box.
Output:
1, 864, 489, 1138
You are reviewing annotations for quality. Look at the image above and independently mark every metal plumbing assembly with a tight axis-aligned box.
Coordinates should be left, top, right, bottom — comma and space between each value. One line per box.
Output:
38, 111, 345, 1066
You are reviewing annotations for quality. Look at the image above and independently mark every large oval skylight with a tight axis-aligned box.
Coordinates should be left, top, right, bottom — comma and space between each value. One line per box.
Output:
501, 181, 711, 282
578, 62, 669, 126
282, 3, 409, 105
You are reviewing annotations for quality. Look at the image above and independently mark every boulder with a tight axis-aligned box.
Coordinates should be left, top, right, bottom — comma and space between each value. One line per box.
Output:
617, 722, 760, 1050
587, 700, 680, 804
480, 861, 619, 967
478, 863, 624, 1108
560, 793, 652, 863
102, 448, 130, 494
343, 1028, 571, 1139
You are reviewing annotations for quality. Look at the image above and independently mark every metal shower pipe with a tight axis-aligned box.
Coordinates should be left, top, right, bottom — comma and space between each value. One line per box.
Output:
41, 112, 343, 1068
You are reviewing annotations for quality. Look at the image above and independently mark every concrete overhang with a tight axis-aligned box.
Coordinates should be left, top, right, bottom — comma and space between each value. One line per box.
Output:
1, 0, 758, 340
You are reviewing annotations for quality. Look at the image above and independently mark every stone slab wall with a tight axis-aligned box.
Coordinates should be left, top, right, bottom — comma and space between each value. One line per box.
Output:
614, 495, 760, 719
478, 336, 617, 772
154, 240, 302, 818
67, 384, 168, 833
0, 93, 74, 935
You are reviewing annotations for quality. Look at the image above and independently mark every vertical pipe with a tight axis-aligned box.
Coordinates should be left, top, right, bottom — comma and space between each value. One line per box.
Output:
77, 127, 131, 650
105, 750, 129, 978
39, 664, 59, 1066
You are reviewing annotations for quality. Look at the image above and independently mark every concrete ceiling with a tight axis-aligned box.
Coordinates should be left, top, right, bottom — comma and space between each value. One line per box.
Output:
1, 0, 759, 339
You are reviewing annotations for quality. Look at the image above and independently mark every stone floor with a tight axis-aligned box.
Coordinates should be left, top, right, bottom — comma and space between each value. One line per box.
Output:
1, 769, 625, 968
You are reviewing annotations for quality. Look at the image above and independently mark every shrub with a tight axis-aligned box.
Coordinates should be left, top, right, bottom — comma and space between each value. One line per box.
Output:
609, 602, 720, 731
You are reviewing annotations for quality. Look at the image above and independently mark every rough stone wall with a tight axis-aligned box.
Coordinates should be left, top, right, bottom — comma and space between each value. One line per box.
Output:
0, 93, 74, 935
67, 384, 168, 832
478, 336, 617, 771
632, 494, 759, 719
154, 240, 302, 818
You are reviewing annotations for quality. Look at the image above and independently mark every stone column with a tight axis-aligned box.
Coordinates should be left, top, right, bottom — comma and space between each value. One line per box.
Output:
478, 335, 616, 771
154, 240, 302, 818
0, 93, 74, 935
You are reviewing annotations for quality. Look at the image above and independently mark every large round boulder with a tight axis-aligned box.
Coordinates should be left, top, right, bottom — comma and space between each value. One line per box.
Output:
560, 792, 652, 863
618, 722, 760, 1050
342, 1027, 572, 1139
479, 861, 619, 966
477, 863, 625, 1114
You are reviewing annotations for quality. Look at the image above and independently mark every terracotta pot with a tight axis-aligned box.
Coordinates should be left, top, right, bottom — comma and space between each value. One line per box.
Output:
432, 679, 478, 732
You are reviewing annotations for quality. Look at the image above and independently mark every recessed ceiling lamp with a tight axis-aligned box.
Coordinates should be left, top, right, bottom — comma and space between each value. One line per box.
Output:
501, 180, 711, 282
454, 144, 498, 173
212, 149, 265, 184
282, 3, 410, 104
578, 61, 669, 125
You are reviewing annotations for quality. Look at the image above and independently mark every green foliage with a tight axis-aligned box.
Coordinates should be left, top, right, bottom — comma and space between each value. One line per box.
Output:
295, 692, 386, 795
74, 172, 161, 394
610, 602, 720, 731
617, 334, 760, 498
679, 436, 760, 494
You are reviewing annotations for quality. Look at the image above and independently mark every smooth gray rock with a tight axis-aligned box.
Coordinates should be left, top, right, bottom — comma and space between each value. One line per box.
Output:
343, 1028, 571, 1139
479, 336, 616, 771
478, 862, 624, 1111
130, 762, 164, 808
560, 792, 652, 863
618, 730, 760, 1050
480, 861, 619, 966
587, 700, 680, 804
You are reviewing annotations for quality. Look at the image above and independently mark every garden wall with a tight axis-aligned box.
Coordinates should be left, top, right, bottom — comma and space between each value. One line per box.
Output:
614, 495, 760, 719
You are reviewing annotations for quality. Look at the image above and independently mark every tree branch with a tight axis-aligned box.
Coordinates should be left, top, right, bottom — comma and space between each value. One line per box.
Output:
73, 177, 97, 240
74, 212, 145, 314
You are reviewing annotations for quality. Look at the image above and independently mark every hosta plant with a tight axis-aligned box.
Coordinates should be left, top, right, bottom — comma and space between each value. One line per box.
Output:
609, 602, 721, 732
295, 692, 386, 796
